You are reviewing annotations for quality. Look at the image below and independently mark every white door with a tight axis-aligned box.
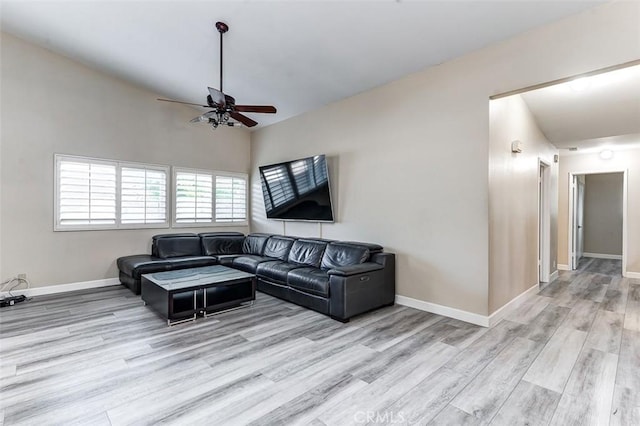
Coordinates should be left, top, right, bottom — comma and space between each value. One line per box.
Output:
572, 176, 585, 269
538, 162, 551, 283
539, 165, 543, 280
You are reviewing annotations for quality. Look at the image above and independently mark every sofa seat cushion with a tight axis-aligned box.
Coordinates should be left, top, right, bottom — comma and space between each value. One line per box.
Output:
216, 254, 241, 266
117, 255, 170, 278
232, 255, 274, 273
287, 267, 330, 298
164, 256, 218, 270
117, 255, 219, 280
256, 261, 306, 285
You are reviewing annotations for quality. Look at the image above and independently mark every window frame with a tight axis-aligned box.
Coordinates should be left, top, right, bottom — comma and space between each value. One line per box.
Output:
54, 154, 171, 231
172, 167, 249, 228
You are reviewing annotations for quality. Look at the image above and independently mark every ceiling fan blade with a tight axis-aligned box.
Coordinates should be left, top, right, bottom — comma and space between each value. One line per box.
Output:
208, 87, 226, 107
234, 105, 277, 114
230, 111, 258, 127
157, 98, 208, 108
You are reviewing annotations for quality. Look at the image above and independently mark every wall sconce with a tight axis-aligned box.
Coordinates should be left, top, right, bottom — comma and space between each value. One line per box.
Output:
511, 140, 523, 153
554, 154, 559, 163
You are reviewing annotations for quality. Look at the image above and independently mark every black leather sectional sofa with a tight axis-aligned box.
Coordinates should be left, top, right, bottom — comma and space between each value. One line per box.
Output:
117, 232, 395, 321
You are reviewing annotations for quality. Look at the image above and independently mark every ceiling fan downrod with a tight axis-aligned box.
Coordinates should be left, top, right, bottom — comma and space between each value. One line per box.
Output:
215, 21, 228, 93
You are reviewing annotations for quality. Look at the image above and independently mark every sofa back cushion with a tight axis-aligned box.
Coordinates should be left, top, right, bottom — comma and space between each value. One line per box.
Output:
320, 243, 370, 270
340, 241, 383, 254
200, 232, 245, 256
242, 234, 271, 255
263, 236, 296, 261
152, 234, 201, 259
288, 239, 328, 267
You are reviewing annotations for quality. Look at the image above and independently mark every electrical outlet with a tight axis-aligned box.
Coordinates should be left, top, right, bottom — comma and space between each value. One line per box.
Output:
18, 273, 26, 280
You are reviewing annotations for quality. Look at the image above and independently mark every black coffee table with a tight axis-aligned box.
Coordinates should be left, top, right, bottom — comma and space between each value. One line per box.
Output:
141, 265, 256, 326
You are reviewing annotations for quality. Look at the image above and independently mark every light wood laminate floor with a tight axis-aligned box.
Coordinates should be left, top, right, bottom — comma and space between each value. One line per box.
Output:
1, 259, 638, 425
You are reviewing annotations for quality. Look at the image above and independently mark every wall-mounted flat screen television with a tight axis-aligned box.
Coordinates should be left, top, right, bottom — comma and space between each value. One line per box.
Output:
259, 154, 334, 222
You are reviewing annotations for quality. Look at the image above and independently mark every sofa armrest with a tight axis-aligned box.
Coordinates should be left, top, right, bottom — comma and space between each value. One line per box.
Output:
327, 262, 383, 277
328, 256, 395, 321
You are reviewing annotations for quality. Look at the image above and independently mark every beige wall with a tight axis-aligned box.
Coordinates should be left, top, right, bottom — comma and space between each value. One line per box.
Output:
558, 148, 640, 274
0, 33, 251, 287
488, 95, 558, 313
251, 1, 640, 316
584, 173, 623, 256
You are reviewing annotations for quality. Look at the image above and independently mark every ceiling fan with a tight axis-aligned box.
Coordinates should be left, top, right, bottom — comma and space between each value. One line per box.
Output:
158, 21, 277, 129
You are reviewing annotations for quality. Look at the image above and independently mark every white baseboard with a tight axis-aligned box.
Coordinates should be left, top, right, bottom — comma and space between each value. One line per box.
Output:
549, 270, 559, 282
625, 271, 640, 279
488, 283, 540, 327
583, 252, 622, 260
397, 283, 543, 329
1, 278, 120, 298
558, 264, 571, 271
395, 295, 489, 327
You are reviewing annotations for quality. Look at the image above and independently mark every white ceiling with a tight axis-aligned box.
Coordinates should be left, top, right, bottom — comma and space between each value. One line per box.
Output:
520, 64, 640, 150
1, 1, 604, 129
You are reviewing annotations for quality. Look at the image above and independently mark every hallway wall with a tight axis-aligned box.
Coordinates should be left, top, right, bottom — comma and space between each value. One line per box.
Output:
489, 95, 558, 313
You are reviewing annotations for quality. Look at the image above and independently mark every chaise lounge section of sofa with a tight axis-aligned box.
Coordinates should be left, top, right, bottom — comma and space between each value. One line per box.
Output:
117, 232, 395, 322
117, 233, 221, 294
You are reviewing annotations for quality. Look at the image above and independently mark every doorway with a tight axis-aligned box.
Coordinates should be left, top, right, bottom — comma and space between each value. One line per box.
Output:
571, 175, 585, 269
569, 171, 626, 274
538, 160, 551, 283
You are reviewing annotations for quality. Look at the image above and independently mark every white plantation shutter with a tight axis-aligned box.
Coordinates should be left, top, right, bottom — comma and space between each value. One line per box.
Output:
57, 158, 117, 227
215, 175, 247, 222
120, 166, 167, 224
56, 156, 246, 229
175, 170, 213, 223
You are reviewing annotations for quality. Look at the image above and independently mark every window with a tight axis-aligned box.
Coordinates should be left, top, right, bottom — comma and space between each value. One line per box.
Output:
55, 155, 169, 231
216, 175, 247, 222
174, 169, 214, 224
55, 155, 246, 230
56, 157, 117, 228
173, 168, 247, 226
120, 165, 168, 225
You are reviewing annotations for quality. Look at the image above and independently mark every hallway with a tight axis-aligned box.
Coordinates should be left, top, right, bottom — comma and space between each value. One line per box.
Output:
576, 256, 623, 276
516, 258, 639, 425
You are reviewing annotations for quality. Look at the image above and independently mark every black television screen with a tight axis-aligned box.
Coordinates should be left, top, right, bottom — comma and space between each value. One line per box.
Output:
259, 155, 334, 222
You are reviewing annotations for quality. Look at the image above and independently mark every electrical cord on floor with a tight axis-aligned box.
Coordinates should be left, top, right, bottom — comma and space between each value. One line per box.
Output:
0, 276, 31, 306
